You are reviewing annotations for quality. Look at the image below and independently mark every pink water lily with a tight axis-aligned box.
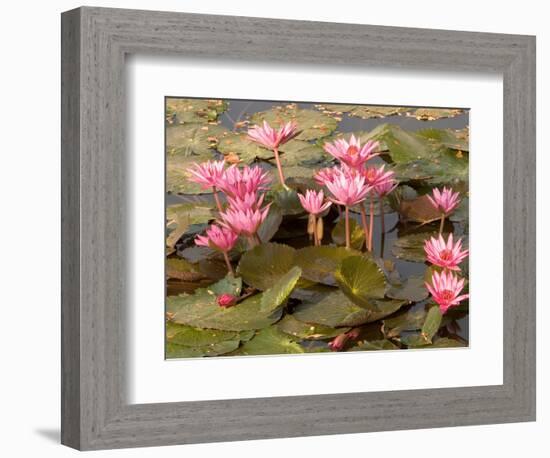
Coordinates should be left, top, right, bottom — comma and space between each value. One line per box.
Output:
373, 174, 398, 197
187, 159, 227, 212
226, 192, 265, 213
427, 187, 461, 214
328, 328, 360, 351
247, 120, 298, 186
362, 165, 394, 188
220, 204, 272, 239
247, 120, 298, 150
427, 186, 461, 234
323, 134, 379, 168
424, 233, 469, 271
297, 189, 332, 216
217, 165, 271, 199
216, 293, 237, 308
314, 166, 339, 187
324, 168, 371, 207
195, 224, 238, 275
425, 270, 469, 314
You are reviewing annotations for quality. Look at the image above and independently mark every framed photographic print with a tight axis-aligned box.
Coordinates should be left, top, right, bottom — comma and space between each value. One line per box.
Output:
61, 6, 536, 450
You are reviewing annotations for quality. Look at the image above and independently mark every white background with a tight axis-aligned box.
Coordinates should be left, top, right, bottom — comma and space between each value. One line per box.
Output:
129, 58, 503, 403
0, 0, 546, 457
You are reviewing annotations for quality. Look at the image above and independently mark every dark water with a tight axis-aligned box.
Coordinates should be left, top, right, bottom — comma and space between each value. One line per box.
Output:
168, 99, 469, 341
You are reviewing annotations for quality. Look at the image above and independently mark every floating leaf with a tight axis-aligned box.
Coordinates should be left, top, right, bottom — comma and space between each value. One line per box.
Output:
167, 203, 214, 226
168, 287, 282, 331
400, 333, 431, 347
331, 218, 365, 250
278, 139, 327, 166
276, 315, 349, 340
166, 258, 204, 282
335, 256, 387, 309
428, 337, 467, 348
421, 305, 443, 343
293, 290, 405, 327
296, 245, 360, 286
217, 132, 271, 163
397, 194, 441, 224
391, 232, 434, 262
417, 128, 469, 152
166, 321, 240, 346
166, 155, 215, 194
316, 104, 356, 113
383, 308, 428, 338
209, 275, 242, 296
234, 327, 305, 356
350, 339, 400, 351
260, 266, 302, 313
250, 106, 337, 141
376, 124, 434, 163
408, 108, 464, 121
387, 276, 428, 302
257, 205, 283, 243
268, 187, 304, 216
166, 124, 229, 156
348, 106, 408, 119
166, 98, 228, 124
237, 243, 296, 290
166, 340, 240, 358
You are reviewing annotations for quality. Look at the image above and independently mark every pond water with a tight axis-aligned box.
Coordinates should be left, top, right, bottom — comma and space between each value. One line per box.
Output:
167, 99, 469, 345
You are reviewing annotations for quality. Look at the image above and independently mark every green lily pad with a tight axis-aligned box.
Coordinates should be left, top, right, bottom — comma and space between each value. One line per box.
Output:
167, 286, 283, 331
335, 256, 387, 309
331, 218, 366, 250
387, 276, 429, 302
421, 305, 443, 343
268, 187, 305, 216
417, 128, 469, 152
257, 205, 283, 243
166, 98, 228, 124
376, 124, 435, 163
209, 275, 242, 296
249, 106, 337, 141
348, 106, 408, 119
167, 203, 215, 226
276, 315, 349, 340
408, 108, 464, 121
316, 104, 356, 113
166, 258, 204, 282
296, 245, 361, 286
167, 124, 229, 156
350, 339, 400, 351
279, 166, 316, 179
166, 340, 240, 358
260, 266, 302, 313
237, 242, 296, 290
167, 154, 215, 194
391, 232, 434, 262
217, 132, 272, 164
278, 139, 327, 166
234, 327, 305, 356
400, 332, 432, 347
166, 321, 240, 346
428, 337, 467, 348
396, 194, 442, 224
383, 308, 428, 338
293, 290, 405, 327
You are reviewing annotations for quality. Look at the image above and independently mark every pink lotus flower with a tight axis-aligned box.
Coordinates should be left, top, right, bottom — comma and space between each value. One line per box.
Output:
314, 167, 339, 186
427, 187, 461, 215
297, 189, 332, 216
217, 165, 271, 199
187, 160, 226, 190
220, 204, 271, 237
324, 168, 371, 207
424, 233, 469, 271
425, 270, 469, 314
247, 120, 299, 150
216, 293, 237, 308
362, 165, 395, 189
323, 135, 379, 168
374, 176, 398, 197
195, 224, 238, 252
226, 192, 266, 213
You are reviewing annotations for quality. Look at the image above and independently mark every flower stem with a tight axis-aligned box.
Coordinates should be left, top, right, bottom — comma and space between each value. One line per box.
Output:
272, 147, 286, 187
345, 206, 351, 249
359, 202, 370, 251
368, 194, 375, 252
439, 213, 445, 235
222, 251, 234, 276
312, 215, 319, 246
212, 187, 224, 214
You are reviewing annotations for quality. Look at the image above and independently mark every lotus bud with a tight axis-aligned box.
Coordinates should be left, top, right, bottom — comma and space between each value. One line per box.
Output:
216, 293, 237, 308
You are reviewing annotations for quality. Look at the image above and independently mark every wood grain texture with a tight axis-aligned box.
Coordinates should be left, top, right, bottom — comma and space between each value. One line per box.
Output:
61, 6, 536, 450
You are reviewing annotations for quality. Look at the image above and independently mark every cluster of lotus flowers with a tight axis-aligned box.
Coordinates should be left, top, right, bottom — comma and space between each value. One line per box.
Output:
186, 120, 469, 315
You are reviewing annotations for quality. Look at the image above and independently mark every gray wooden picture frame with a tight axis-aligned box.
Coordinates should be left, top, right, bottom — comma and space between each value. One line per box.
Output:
61, 6, 536, 451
